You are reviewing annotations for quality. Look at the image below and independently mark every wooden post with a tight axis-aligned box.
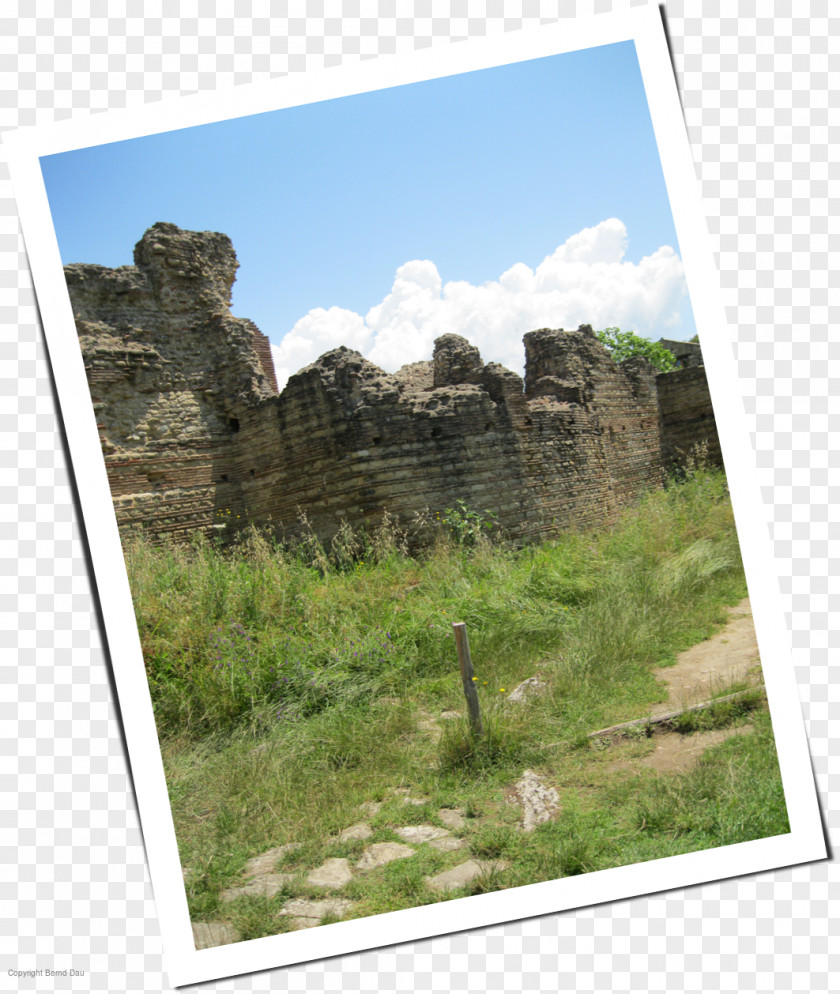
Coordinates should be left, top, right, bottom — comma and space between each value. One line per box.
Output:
452, 622, 483, 737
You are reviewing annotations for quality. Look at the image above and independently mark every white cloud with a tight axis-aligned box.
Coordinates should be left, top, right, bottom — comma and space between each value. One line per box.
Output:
270, 218, 687, 391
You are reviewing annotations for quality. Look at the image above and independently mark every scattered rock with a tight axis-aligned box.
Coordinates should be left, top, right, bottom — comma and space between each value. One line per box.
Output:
192, 921, 240, 949
219, 872, 295, 902
439, 709, 460, 720
428, 836, 466, 852
438, 808, 466, 830
279, 897, 353, 921
356, 842, 416, 871
511, 769, 561, 832
425, 859, 509, 893
508, 676, 544, 703
242, 843, 300, 879
306, 858, 353, 889
337, 822, 373, 842
392, 787, 427, 806
394, 825, 450, 844
359, 801, 381, 816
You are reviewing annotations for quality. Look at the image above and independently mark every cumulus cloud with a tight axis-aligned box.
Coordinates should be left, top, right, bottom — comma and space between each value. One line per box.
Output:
270, 218, 687, 390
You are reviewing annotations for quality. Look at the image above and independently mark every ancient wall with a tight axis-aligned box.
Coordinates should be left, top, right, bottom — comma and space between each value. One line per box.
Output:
659, 338, 704, 369
67, 222, 276, 537
65, 223, 723, 546
656, 365, 722, 470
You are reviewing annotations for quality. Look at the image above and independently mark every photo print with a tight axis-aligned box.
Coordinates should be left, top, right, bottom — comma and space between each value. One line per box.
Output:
6, 6, 825, 986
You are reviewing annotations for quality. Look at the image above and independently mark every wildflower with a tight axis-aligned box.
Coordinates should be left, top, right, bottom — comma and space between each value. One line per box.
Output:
471, 676, 477, 682
499, 688, 506, 693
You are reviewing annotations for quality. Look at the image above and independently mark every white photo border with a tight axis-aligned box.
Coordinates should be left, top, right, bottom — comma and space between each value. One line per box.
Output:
4, 4, 826, 986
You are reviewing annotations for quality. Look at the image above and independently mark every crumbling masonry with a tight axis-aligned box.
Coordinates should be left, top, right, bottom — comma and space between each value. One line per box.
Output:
65, 223, 722, 544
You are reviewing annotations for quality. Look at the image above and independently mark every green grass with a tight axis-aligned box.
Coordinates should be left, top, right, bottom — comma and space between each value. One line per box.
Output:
128, 467, 790, 938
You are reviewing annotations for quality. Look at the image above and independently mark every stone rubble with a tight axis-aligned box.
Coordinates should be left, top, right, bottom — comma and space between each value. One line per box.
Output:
394, 825, 451, 844
508, 676, 545, 703
197, 761, 562, 941
511, 769, 561, 832
425, 859, 510, 893
306, 858, 354, 889
337, 823, 373, 842
355, 842, 416, 871
192, 921, 240, 949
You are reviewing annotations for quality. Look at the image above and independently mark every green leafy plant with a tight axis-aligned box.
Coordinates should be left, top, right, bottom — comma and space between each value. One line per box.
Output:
440, 500, 497, 547
596, 327, 677, 372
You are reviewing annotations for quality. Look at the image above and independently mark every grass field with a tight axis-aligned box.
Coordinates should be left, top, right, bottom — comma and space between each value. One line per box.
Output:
125, 466, 789, 940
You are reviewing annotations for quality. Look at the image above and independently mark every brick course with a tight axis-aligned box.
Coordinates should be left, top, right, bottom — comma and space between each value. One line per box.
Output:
65, 224, 723, 544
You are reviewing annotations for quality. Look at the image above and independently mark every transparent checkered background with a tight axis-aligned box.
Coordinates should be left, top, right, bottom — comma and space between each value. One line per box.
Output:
1, 1, 837, 991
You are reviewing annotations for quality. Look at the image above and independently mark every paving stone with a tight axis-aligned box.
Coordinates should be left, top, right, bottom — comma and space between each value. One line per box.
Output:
356, 842, 416, 871
512, 769, 560, 832
279, 897, 353, 920
438, 808, 466, 830
306, 858, 353, 889
394, 824, 450, 844
359, 801, 381, 816
242, 843, 300, 879
192, 921, 240, 949
428, 835, 466, 852
425, 859, 509, 893
219, 872, 295, 902
290, 917, 320, 930
392, 787, 426, 806
338, 822, 373, 842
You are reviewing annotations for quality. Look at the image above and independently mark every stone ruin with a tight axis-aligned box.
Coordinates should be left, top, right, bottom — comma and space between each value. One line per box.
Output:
64, 222, 722, 545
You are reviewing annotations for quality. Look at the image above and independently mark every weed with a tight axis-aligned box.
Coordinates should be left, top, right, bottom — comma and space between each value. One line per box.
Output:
127, 469, 788, 941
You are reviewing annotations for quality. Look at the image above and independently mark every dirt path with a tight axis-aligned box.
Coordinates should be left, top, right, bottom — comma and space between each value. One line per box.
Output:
651, 597, 762, 715
640, 597, 763, 773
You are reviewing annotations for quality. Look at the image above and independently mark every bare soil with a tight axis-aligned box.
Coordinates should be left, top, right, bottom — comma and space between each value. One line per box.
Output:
652, 597, 762, 714
615, 597, 764, 774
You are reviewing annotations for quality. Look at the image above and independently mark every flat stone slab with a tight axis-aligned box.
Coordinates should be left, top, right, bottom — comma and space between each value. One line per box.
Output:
242, 843, 300, 879
192, 921, 240, 949
359, 801, 381, 816
512, 769, 560, 832
425, 859, 509, 893
280, 897, 353, 921
356, 842, 416, 870
338, 822, 373, 842
438, 808, 466, 830
219, 872, 295, 902
392, 787, 427, 806
394, 824, 450, 844
306, 858, 353, 889
428, 835, 466, 852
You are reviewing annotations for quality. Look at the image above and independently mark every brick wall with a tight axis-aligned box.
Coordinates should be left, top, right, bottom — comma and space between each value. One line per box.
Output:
65, 224, 723, 546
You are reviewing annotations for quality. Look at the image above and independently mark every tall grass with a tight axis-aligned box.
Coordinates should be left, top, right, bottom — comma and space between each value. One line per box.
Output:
127, 466, 745, 744
148, 468, 792, 932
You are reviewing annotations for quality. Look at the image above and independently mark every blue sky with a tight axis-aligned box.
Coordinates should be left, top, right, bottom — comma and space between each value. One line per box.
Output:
41, 40, 695, 385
